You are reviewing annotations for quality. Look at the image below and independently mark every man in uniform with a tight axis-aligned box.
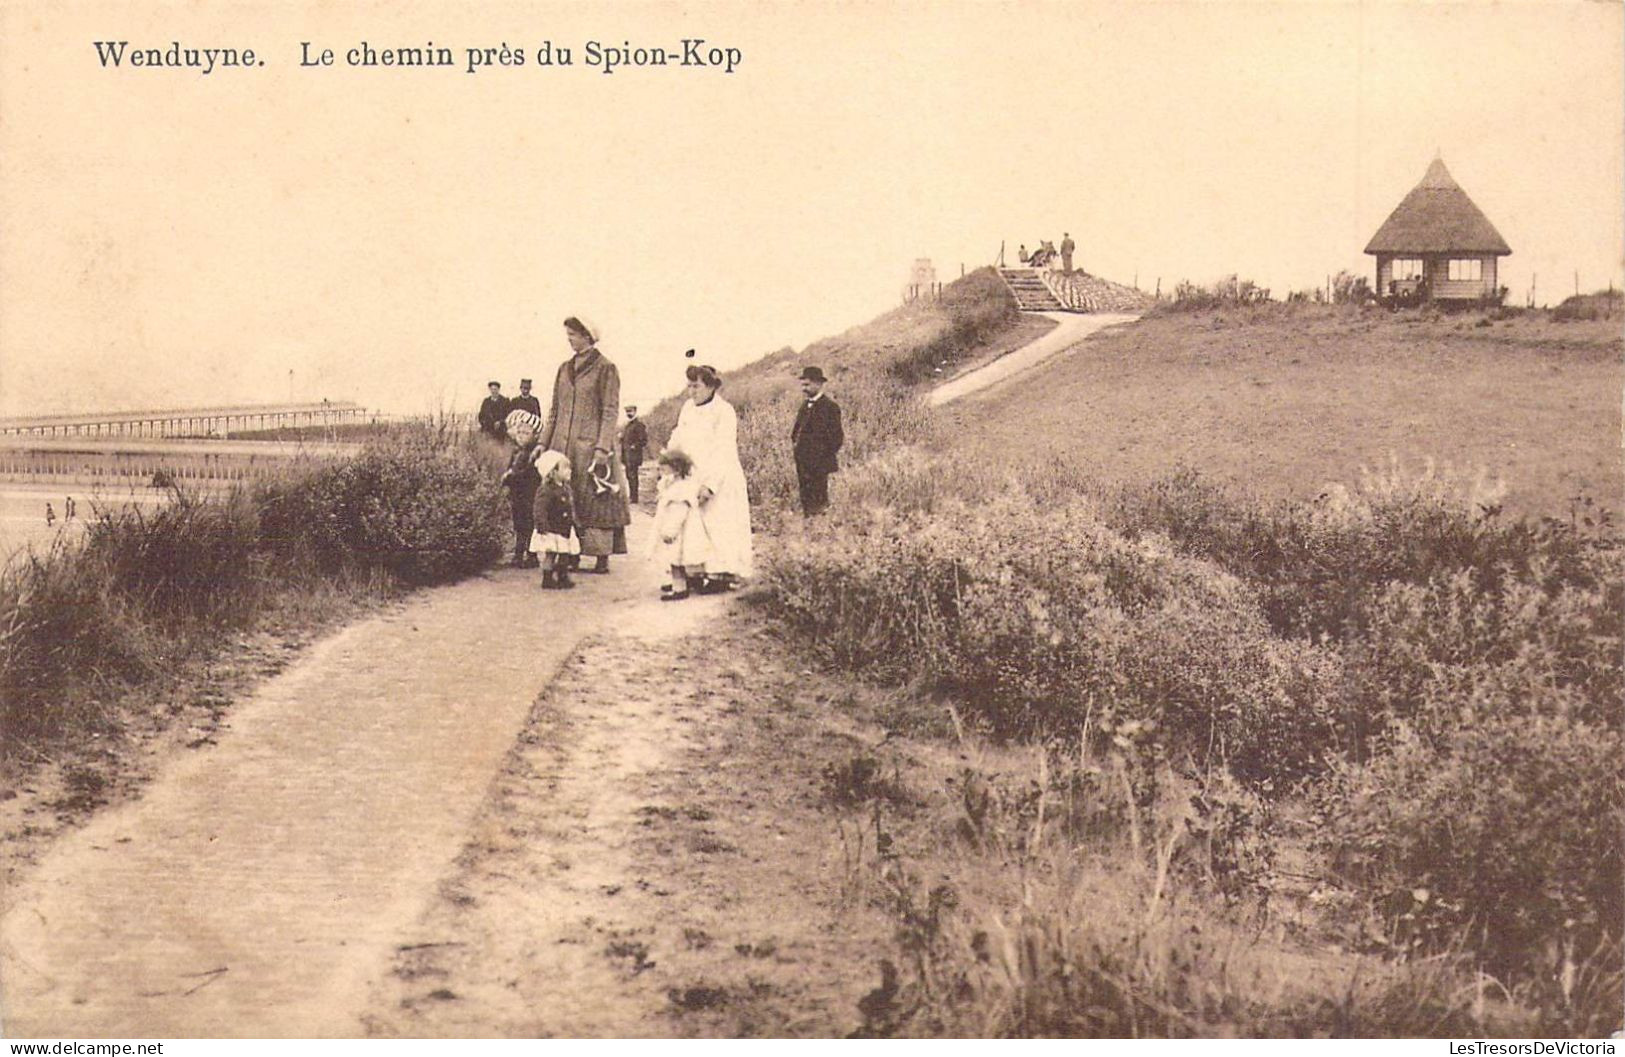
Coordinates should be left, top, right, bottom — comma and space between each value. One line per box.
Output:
478, 381, 510, 437
510, 378, 542, 417
619, 405, 648, 503
1060, 232, 1076, 273
791, 366, 843, 516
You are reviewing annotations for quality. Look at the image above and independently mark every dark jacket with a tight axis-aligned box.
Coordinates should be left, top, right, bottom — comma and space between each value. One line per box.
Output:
502, 443, 540, 503
620, 418, 648, 466
532, 477, 577, 537
479, 394, 510, 434
792, 393, 843, 475
509, 393, 542, 417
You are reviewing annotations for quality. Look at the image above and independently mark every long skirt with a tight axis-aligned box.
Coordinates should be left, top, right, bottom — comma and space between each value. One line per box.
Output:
556, 439, 631, 557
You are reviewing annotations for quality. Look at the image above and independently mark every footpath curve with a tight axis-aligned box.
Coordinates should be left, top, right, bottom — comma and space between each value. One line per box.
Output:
1, 311, 1140, 1038
927, 311, 1139, 406
0, 515, 668, 1038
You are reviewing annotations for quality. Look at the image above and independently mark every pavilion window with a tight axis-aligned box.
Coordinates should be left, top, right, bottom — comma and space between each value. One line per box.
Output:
1447, 259, 1483, 282
1392, 258, 1425, 280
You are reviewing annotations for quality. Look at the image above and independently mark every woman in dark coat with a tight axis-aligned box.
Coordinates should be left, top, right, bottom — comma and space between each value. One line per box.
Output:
538, 317, 632, 572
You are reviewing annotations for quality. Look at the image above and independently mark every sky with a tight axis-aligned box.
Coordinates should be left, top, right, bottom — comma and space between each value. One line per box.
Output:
1, 0, 1620, 418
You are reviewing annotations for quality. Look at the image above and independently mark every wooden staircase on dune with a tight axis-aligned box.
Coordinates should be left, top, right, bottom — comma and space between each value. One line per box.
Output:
998, 267, 1066, 311
998, 267, 1153, 314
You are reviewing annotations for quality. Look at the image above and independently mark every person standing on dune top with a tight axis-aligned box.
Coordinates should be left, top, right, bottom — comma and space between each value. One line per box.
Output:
539, 317, 631, 574
1061, 232, 1076, 273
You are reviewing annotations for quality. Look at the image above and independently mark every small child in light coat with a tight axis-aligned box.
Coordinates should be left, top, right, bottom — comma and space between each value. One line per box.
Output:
651, 448, 713, 601
530, 450, 580, 590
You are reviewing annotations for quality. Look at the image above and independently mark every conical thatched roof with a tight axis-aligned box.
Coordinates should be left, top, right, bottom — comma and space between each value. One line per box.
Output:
1364, 158, 1511, 256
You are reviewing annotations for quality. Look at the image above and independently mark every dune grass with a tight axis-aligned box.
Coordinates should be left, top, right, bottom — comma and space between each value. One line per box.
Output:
0, 423, 507, 767
671, 271, 1625, 1035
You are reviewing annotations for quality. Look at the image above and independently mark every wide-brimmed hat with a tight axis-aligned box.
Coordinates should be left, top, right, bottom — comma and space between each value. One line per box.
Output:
799, 366, 827, 383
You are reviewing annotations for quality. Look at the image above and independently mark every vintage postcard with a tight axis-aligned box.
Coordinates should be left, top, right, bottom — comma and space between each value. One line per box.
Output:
1, 0, 1621, 1042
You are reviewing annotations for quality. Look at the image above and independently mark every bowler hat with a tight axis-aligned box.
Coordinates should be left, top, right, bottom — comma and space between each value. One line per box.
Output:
799, 366, 827, 383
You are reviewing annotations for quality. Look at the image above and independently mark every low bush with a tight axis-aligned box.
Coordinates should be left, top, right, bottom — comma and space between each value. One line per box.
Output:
255, 439, 504, 584
765, 493, 1343, 786
1552, 289, 1623, 323
1, 426, 508, 764
1324, 715, 1622, 988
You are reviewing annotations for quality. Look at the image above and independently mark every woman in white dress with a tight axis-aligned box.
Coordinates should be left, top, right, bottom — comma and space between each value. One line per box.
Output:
663, 364, 753, 589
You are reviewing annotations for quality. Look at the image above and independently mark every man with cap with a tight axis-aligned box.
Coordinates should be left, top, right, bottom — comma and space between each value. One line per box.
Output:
510, 378, 542, 417
1060, 232, 1076, 273
791, 366, 843, 516
478, 381, 510, 437
619, 405, 648, 504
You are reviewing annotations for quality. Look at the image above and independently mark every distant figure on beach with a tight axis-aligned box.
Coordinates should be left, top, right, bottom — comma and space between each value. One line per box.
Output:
1061, 232, 1075, 273
509, 379, 542, 417
791, 366, 842, 517
64, 496, 75, 520
539, 317, 631, 574
45, 503, 56, 527
620, 406, 648, 504
478, 382, 510, 437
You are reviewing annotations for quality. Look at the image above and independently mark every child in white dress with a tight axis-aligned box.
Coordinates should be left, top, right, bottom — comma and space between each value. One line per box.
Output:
651, 449, 713, 601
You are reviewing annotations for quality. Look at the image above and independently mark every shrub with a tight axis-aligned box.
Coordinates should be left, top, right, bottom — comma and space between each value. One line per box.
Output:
1163, 275, 1272, 312
1323, 715, 1623, 984
1104, 461, 1599, 644
254, 439, 504, 584
2, 425, 510, 764
1332, 270, 1373, 305
80, 488, 267, 624
764, 489, 1342, 786
1552, 289, 1623, 323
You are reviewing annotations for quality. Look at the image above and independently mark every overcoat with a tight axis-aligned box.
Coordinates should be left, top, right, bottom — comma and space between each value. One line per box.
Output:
620, 418, 649, 467
478, 394, 511, 434
539, 348, 632, 537
792, 394, 843, 476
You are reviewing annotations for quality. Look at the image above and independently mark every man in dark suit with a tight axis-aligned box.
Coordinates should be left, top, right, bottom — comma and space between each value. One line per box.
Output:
509, 378, 542, 417
619, 405, 648, 503
791, 366, 842, 516
478, 381, 510, 437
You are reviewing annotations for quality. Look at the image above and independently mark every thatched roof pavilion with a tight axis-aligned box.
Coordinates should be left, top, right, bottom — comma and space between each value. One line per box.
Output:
1365, 158, 1511, 304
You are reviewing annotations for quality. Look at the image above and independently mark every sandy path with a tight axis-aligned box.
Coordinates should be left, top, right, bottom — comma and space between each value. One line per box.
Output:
0, 514, 669, 1038
927, 311, 1140, 406
360, 601, 893, 1038
0, 316, 1111, 1039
